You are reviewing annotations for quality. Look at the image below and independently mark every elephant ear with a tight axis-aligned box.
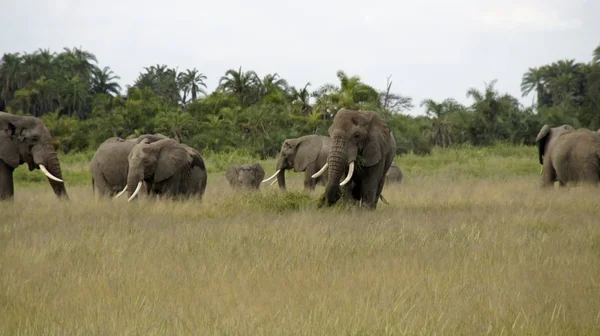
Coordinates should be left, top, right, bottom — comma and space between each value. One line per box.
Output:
0, 123, 20, 168
293, 137, 321, 172
252, 163, 265, 184
153, 141, 190, 183
182, 144, 205, 171
536, 124, 550, 165
362, 112, 391, 167
225, 165, 239, 185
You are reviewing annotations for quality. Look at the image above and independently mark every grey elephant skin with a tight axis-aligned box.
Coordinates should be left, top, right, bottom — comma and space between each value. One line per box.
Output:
226, 163, 265, 190
90, 134, 168, 197
0, 112, 68, 200
262, 134, 331, 191
320, 109, 396, 209
536, 124, 600, 186
125, 138, 207, 201
385, 162, 403, 184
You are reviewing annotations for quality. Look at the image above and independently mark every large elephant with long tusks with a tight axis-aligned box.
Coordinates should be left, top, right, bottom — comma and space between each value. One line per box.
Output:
261, 134, 331, 191
318, 108, 396, 210
90, 134, 168, 197
0, 112, 68, 200
119, 138, 207, 201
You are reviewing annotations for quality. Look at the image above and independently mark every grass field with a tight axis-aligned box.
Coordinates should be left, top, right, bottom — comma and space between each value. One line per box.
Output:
1, 145, 600, 335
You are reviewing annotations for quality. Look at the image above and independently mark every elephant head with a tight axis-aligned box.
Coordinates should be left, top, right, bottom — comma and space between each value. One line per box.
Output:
0, 112, 68, 199
536, 124, 574, 165
125, 138, 196, 201
226, 163, 265, 190
323, 109, 394, 206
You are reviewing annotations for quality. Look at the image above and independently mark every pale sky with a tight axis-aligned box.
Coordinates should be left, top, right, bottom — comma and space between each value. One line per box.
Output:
2, 0, 598, 115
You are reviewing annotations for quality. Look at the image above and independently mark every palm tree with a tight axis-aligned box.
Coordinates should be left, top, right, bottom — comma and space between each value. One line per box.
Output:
218, 67, 260, 107
30, 76, 57, 114
261, 73, 289, 96
61, 74, 89, 118
134, 64, 180, 104
593, 43, 600, 64
420, 98, 463, 147
0, 53, 22, 106
520, 66, 548, 107
91, 66, 121, 96
177, 68, 207, 104
58, 47, 98, 81
312, 71, 380, 116
289, 82, 312, 114
21, 52, 42, 85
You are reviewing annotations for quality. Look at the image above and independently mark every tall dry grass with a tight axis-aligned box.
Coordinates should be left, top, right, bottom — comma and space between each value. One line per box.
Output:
1, 148, 600, 335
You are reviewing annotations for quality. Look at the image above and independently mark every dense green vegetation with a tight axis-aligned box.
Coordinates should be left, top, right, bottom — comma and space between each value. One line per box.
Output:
1, 44, 599, 157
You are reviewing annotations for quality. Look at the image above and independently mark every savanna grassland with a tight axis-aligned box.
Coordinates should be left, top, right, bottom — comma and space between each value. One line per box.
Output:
1, 145, 600, 335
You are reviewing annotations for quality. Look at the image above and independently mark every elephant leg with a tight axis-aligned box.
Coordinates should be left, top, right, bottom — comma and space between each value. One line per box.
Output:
541, 158, 556, 187
359, 165, 386, 209
303, 168, 317, 192
581, 165, 600, 185
94, 175, 111, 197
340, 182, 358, 205
0, 162, 15, 201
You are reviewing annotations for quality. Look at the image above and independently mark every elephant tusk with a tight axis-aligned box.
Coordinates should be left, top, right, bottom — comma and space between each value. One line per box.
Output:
127, 181, 143, 202
114, 185, 127, 198
39, 164, 63, 183
340, 162, 355, 186
261, 169, 280, 183
311, 163, 328, 179
540, 165, 543, 175
270, 179, 277, 185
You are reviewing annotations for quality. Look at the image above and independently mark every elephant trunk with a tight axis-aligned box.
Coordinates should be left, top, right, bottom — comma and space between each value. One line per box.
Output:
126, 169, 144, 201
324, 136, 347, 205
276, 168, 286, 190
42, 146, 68, 200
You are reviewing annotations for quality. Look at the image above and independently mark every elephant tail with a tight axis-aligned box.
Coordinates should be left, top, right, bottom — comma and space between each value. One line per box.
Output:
379, 194, 389, 205
92, 177, 95, 193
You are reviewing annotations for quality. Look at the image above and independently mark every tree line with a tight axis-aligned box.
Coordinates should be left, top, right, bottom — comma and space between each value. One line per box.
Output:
1, 44, 599, 157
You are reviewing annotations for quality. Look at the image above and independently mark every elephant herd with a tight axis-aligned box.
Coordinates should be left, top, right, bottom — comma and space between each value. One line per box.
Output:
0, 109, 402, 209
5, 108, 597, 210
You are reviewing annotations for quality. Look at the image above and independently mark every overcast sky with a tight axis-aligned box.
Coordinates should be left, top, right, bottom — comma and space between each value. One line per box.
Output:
2, 0, 598, 115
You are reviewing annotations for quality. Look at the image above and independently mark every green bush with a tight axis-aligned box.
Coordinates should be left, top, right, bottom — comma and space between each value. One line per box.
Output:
205, 149, 261, 173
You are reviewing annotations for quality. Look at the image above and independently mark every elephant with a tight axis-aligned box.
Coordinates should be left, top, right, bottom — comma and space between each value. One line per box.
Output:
385, 162, 403, 184
122, 138, 207, 201
261, 134, 331, 191
90, 134, 168, 197
536, 124, 600, 187
0, 112, 68, 200
225, 163, 265, 190
316, 108, 396, 209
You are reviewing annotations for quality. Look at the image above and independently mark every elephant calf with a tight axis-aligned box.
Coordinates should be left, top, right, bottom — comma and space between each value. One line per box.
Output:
385, 162, 403, 184
225, 163, 265, 190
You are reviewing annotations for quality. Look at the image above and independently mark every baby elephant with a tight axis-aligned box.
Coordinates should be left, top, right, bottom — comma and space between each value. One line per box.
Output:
226, 163, 265, 190
385, 162, 403, 184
